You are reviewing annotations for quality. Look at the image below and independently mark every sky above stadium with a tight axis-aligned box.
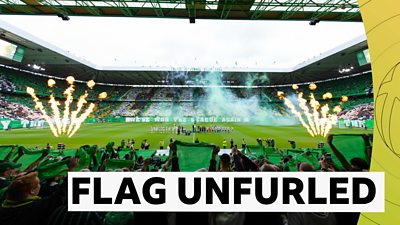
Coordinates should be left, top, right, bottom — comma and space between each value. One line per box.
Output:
0, 15, 366, 70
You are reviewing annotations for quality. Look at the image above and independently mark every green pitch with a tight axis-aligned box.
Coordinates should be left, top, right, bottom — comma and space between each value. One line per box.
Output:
0, 123, 371, 149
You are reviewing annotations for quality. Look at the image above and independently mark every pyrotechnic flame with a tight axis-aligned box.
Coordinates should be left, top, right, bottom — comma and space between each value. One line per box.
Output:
48, 94, 62, 135
292, 84, 299, 90
68, 103, 95, 138
47, 79, 56, 88
26, 87, 35, 96
66, 76, 75, 84
297, 92, 317, 135
322, 92, 333, 100
26, 87, 59, 137
333, 106, 342, 113
320, 104, 329, 136
309, 93, 321, 135
281, 95, 315, 137
309, 83, 317, 90
27, 77, 100, 138
61, 84, 75, 133
278, 89, 340, 137
87, 80, 95, 89
98, 92, 107, 99
67, 91, 89, 135
341, 96, 348, 102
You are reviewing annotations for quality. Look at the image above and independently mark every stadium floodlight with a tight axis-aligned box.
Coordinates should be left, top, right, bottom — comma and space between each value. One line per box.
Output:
32, 64, 40, 70
28, 64, 45, 71
57, 13, 70, 21
309, 18, 320, 26
339, 64, 355, 73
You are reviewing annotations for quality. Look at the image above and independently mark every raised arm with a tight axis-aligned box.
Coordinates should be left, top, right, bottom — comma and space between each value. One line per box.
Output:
231, 146, 244, 171
209, 146, 220, 172
89, 146, 99, 171
141, 158, 152, 172
98, 151, 109, 171
12, 147, 24, 163
327, 135, 352, 171
3, 145, 15, 161
24, 149, 49, 172
237, 151, 259, 171
362, 134, 372, 162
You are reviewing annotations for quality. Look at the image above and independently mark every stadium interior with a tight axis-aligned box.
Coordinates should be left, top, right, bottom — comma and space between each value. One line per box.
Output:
0, 1, 375, 225
0, 28, 372, 122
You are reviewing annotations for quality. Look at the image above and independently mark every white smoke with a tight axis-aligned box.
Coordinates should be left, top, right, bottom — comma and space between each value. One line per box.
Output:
192, 71, 297, 125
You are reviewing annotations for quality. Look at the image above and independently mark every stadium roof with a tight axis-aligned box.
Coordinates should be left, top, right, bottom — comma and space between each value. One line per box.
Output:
0, 13, 369, 86
0, 0, 361, 22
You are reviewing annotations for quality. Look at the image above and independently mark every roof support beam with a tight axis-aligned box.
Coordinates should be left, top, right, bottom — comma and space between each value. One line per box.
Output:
103, 0, 134, 17
309, 0, 341, 20
0, 0, 34, 14
220, 0, 235, 19
74, 1, 102, 16
339, 10, 360, 21
35, 0, 74, 15
250, 0, 275, 20
281, 0, 308, 20
185, 0, 196, 21
0, 0, 361, 22
150, 0, 165, 17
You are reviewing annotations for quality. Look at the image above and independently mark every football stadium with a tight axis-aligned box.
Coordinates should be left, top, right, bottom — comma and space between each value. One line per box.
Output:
0, 1, 375, 225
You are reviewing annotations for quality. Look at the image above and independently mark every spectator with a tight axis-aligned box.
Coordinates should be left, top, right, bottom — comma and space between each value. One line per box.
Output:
0, 161, 22, 190
327, 135, 370, 171
241, 138, 246, 149
0, 157, 78, 225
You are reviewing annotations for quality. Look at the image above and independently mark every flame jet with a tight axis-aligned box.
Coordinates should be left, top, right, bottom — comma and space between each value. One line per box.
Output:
27, 77, 107, 137
26, 87, 59, 137
277, 88, 341, 137
61, 76, 75, 133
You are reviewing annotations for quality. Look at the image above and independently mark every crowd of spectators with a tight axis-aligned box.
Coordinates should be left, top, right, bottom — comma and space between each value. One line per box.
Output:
0, 94, 41, 121
178, 102, 197, 116
179, 89, 193, 100
0, 68, 375, 121
0, 133, 372, 225
113, 88, 150, 117
152, 88, 174, 100
0, 75, 15, 93
338, 103, 374, 120
142, 102, 174, 117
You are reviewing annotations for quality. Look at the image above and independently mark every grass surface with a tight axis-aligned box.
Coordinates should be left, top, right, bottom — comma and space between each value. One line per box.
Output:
0, 122, 372, 149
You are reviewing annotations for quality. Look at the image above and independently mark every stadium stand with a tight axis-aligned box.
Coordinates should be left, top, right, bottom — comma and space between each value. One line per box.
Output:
0, 67, 373, 121
0, 74, 15, 92
0, 67, 128, 100
0, 93, 41, 120
338, 103, 373, 120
